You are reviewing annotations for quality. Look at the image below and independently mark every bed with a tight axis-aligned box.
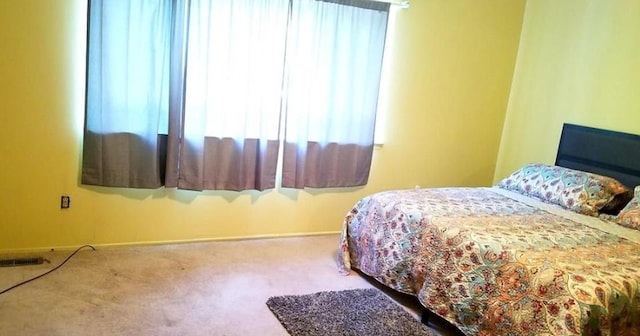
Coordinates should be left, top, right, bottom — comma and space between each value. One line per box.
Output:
338, 124, 640, 335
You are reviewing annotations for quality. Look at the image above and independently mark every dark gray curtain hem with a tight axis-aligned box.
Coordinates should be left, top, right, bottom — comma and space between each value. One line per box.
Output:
176, 137, 279, 192
281, 141, 373, 189
81, 132, 167, 189
82, 132, 279, 191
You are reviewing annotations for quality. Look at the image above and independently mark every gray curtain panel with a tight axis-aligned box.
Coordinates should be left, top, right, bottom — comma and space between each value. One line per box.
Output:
281, 0, 389, 188
282, 142, 374, 188
164, 0, 190, 189
83, 0, 174, 189
82, 132, 168, 188
177, 138, 279, 191
175, 0, 288, 191
83, 0, 282, 191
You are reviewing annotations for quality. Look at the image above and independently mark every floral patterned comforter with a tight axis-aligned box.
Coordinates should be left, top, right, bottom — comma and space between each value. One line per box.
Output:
338, 187, 640, 336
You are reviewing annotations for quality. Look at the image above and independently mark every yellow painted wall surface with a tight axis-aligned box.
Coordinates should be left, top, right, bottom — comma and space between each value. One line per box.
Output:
0, 0, 525, 252
495, 0, 640, 182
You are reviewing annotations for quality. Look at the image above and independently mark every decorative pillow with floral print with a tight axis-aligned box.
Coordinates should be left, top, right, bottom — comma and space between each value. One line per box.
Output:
497, 163, 629, 216
602, 186, 640, 230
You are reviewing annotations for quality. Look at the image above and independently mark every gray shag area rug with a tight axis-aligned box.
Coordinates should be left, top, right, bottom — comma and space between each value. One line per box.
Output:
266, 288, 437, 336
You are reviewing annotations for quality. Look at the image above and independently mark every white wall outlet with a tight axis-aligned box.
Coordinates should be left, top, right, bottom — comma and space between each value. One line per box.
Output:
60, 195, 71, 209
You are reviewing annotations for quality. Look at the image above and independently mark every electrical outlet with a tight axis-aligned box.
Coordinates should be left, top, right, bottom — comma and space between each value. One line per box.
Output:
61, 195, 71, 209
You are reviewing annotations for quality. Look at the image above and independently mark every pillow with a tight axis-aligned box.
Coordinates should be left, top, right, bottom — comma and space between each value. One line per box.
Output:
605, 186, 640, 230
599, 189, 634, 215
497, 163, 629, 216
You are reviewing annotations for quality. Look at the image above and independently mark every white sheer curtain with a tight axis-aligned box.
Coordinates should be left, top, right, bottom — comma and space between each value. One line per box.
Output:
83, 0, 388, 191
184, 0, 287, 141
84, 0, 288, 191
281, 0, 389, 188
83, 0, 173, 188
177, 0, 289, 190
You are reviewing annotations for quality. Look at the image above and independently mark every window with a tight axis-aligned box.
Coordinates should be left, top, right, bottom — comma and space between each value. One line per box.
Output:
83, 0, 390, 191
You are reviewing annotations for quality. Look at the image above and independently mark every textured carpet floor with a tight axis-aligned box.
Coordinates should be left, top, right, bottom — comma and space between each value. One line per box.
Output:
266, 288, 437, 336
0, 236, 459, 335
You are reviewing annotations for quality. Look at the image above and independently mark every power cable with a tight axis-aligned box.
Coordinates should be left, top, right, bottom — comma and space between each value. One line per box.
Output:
0, 244, 96, 296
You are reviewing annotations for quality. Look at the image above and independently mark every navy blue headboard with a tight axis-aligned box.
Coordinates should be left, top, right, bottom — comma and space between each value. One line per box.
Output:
555, 123, 640, 188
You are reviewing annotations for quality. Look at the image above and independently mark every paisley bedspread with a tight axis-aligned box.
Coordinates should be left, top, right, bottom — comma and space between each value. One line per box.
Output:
338, 187, 640, 335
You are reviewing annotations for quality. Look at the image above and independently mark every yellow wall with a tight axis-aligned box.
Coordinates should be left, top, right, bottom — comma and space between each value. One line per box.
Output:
0, 0, 525, 252
495, 0, 640, 182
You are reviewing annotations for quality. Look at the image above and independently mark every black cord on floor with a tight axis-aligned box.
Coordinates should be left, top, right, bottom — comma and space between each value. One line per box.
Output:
0, 244, 96, 296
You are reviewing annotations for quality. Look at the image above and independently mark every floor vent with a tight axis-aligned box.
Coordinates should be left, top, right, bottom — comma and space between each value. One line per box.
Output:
0, 257, 45, 267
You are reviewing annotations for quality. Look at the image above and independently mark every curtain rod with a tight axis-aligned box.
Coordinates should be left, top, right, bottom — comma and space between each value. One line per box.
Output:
370, 0, 410, 8
320, 0, 410, 9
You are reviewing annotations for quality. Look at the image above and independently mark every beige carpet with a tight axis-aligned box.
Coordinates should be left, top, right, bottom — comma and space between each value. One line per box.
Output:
0, 235, 460, 336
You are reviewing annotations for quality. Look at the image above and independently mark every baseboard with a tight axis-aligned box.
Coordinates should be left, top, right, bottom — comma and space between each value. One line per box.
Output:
0, 231, 341, 255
